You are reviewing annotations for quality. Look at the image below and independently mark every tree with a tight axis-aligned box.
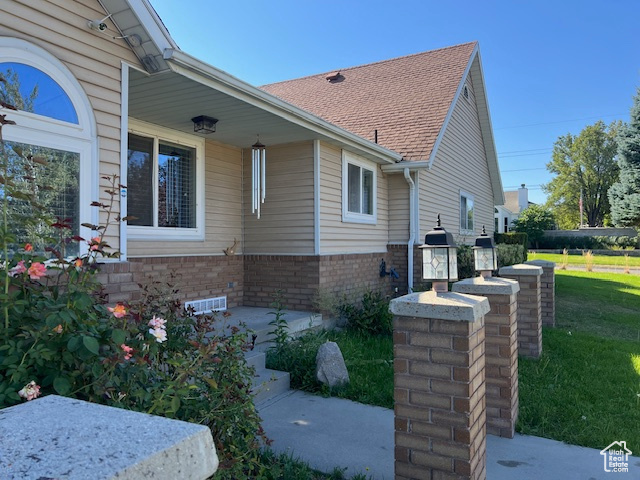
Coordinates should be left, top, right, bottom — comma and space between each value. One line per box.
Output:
544, 120, 620, 228
512, 204, 555, 248
609, 89, 640, 227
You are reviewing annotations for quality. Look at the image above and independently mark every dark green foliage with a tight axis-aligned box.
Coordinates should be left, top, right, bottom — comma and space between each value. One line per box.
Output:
456, 245, 475, 280
496, 244, 526, 267
512, 205, 555, 248
340, 290, 392, 335
268, 290, 290, 350
266, 330, 328, 392
609, 88, 640, 227
537, 235, 638, 250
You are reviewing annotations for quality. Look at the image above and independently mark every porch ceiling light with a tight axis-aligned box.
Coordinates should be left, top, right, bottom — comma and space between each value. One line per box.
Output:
473, 225, 497, 278
419, 214, 458, 293
251, 136, 266, 219
191, 115, 218, 134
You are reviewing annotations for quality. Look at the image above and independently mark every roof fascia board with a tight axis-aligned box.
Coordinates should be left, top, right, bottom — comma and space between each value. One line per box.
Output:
127, 0, 178, 50
163, 49, 401, 164
470, 51, 505, 205
381, 161, 431, 173
426, 43, 479, 169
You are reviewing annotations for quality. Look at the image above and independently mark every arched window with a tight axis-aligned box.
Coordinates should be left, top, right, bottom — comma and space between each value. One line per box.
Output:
0, 37, 96, 256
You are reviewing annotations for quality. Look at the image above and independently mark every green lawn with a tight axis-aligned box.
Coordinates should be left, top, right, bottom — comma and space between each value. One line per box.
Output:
517, 270, 640, 453
530, 251, 640, 268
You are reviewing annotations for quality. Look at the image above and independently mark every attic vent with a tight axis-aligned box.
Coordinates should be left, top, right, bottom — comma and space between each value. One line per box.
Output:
184, 296, 227, 315
462, 85, 470, 101
326, 71, 343, 83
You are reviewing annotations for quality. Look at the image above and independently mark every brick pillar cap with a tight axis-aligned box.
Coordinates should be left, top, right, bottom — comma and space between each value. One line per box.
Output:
389, 291, 489, 322
451, 276, 520, 295
525, 259, 556, 268
498, 264, 543, 277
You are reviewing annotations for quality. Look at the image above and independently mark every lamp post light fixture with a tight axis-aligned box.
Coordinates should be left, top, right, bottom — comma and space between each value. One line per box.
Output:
473, 225, 498, 278
191, 115, 218, 134
419, 215, 458, 293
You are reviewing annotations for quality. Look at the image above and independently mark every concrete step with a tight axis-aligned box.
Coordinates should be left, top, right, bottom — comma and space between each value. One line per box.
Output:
244, 349, 266, 371
251, 368, 291, 406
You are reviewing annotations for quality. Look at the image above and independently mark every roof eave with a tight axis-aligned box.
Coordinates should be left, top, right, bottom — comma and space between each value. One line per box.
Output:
163, 48, 401, 164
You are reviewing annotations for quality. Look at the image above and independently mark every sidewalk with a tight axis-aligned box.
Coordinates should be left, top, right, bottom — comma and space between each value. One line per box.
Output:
258, 390, 640, 480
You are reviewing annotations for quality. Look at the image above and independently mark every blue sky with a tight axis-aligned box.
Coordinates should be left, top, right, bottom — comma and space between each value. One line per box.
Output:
149, 0, 640, 205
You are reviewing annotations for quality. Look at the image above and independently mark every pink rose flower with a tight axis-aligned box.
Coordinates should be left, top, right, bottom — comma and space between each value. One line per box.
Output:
18, 381, 41, 401
9, 260, 27, 277
120, 344, 134, 360
24, 243, 33, 252
148, 315, 166, 329
89, 236, 101, 251
27, 262, 47, 280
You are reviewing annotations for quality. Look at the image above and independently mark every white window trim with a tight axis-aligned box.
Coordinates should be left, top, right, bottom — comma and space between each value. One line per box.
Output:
460, 189, 475, 235
127, 119, 205, 241
342, 150, 377, 225
0, 37, 98, 255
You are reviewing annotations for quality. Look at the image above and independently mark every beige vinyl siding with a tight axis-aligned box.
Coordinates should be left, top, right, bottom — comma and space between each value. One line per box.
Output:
388, 173, 410, 244
243, 141, 315, 254
0, 0, 141, 250
128, 140, 243, 257
319, 142, 389, 254
418, 76, 494, 245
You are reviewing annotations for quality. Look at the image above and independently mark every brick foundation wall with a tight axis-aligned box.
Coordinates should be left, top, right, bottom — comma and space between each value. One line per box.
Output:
243, 255, 320, 309
96, 261, 143, 304
129, 255, 244, 308
392, 293, 488, 480
386, 244, 423, 293
319, 253, 393, 298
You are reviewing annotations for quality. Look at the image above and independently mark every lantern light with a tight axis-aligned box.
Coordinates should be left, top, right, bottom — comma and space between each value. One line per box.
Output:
419, 214, 458, 293
191, 115, 218, 134
473, 225, 498, 277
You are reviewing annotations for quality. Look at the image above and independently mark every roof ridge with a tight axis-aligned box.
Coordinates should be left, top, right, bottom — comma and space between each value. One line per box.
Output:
261, 41, 478, 88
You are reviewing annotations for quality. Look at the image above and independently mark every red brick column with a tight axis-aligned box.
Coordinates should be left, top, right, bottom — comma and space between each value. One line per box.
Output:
499, 264, 543, 358
452, 277, 520, 438
390, 291, 489, 480
525, 260, 556, 327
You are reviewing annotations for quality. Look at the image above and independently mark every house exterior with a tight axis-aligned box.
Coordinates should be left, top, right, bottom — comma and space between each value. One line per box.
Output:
1, 0, 503, 310
495, 184, 531, 233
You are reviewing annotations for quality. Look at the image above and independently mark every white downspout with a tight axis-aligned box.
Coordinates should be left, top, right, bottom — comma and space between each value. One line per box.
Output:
403, 168, 415, 293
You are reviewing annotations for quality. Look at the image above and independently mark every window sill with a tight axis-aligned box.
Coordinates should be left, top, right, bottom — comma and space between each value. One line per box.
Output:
342, 213, 377, 225
128, 227, 204, 241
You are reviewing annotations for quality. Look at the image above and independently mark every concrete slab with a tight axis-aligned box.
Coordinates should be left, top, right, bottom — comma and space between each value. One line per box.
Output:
0, 395, 217, 480
259, 390, 640, 480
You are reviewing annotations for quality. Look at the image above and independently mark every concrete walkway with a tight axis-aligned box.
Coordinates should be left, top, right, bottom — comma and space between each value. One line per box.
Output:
258, 390, 640, 480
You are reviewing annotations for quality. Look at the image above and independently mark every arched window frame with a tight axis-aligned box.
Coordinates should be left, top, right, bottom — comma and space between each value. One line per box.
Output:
0, 37, 98, 255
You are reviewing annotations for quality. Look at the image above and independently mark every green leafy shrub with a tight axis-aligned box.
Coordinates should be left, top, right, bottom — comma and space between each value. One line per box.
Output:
495, 232, 529, 260
266, 330, 328, 392
456, 245, 475, 280
496, 243, 526, 267
0, 124, 266, 478
537, 235, 639, 250
339, 290, 392, 335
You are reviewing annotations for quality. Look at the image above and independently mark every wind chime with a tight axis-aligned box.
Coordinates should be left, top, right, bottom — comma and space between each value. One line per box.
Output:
251, 136, 266, 219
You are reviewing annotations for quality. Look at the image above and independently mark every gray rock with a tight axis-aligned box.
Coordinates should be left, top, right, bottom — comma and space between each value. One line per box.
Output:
316, 341, 350, 388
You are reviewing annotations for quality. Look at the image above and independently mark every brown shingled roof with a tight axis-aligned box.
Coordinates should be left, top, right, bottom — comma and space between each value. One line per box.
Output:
261, 42, 477, 160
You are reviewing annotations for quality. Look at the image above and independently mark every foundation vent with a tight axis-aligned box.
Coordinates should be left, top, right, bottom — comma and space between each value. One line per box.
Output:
184, 296, 227, 315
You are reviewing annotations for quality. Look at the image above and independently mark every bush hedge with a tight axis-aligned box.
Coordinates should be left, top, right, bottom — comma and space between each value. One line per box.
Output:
537, 235, 638, 250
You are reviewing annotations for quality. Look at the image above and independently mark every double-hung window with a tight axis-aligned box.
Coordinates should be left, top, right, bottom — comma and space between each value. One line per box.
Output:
342, 151, 377, 224
127, 122, 204, 240
460, 190, 474, 234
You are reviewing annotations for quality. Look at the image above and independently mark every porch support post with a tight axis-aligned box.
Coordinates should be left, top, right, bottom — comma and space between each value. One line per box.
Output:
390, 291, 489, 480
499, 264, 543, 358
452, 277, 520, 438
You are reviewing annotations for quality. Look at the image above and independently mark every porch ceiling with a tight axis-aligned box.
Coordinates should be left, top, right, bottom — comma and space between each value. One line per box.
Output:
129, 68, 343, 150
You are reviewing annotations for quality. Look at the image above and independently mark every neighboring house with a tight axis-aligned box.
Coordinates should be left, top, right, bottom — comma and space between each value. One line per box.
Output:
1, 0, 503, 310
495, 184, 532, 233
